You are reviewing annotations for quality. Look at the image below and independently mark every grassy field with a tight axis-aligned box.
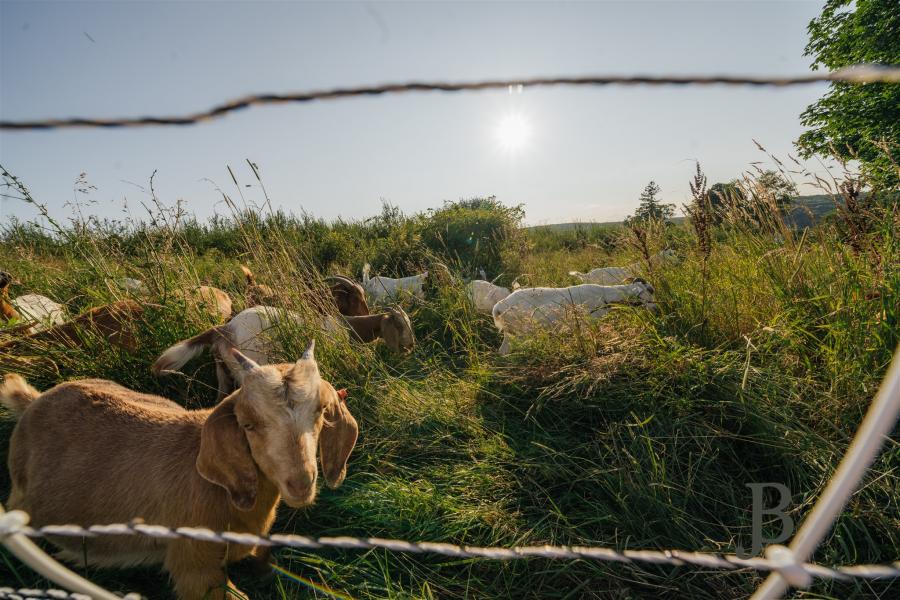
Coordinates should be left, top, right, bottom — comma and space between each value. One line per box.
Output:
0, 167, 898, 599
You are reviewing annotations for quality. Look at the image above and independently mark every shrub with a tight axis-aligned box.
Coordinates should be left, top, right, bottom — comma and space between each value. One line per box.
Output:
418, 197, 525, 280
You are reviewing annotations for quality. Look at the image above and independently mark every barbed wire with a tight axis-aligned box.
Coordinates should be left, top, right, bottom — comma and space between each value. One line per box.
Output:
1, 512, 898, 586
0, 589, 81, 600
1, 65, 899, 131
0, 589, 139, 600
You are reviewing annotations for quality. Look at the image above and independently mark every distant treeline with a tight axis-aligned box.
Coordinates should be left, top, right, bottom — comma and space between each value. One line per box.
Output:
0, 193, 867, 286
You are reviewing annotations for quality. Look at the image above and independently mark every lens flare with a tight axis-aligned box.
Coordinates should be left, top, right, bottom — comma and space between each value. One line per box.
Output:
495, 113, 532, 153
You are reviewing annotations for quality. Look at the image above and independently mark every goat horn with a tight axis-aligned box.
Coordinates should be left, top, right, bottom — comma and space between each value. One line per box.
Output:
302, 339, 315, 361
230, 348, 261, 373
324, 275, 356, 287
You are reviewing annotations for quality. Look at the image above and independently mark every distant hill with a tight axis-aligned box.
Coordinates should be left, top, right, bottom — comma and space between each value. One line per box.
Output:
786, 194, 838, 228
531, 195, 838, 231
528, 216, 688, 231
528, 221, 623, 231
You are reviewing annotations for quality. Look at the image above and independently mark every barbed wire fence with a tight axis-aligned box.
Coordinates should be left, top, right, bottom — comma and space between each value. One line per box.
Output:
0, 66, 899, 600
1, 65, 899, 131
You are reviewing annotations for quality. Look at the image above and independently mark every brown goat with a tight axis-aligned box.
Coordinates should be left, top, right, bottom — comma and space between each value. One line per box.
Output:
1, 342, 358, 600
240, 265, 276, 307
110, 278, 230, 322
0, 271, 22, 323
180, 285, 233, 322
341, 308, 415, 352
0, 300, 144, 374
325, 275, 369, 316
0, 300, 144, 354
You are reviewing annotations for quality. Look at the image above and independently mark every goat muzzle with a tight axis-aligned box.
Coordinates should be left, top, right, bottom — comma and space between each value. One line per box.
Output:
281, 472, 318, 507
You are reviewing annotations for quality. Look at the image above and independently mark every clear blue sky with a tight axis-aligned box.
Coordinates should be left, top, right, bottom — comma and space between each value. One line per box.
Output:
1, 0, 829, 226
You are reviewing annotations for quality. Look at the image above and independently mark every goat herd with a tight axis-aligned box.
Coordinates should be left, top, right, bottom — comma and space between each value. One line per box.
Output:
0, 253, 668, 600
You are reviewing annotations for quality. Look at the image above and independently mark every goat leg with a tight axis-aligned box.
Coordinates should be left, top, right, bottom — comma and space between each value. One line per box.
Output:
166, 540, 248, 600
246, 545, 275, 580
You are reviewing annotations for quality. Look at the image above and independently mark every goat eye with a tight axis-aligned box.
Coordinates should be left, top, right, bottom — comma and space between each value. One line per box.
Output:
242, 422, 255, 431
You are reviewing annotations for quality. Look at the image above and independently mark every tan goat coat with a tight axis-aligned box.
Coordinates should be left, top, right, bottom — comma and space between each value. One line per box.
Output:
6, 379, 276, 597
3, 363, 358, 600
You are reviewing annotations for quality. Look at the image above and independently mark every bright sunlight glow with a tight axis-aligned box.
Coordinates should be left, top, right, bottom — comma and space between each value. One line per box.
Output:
495, 113, 532, 153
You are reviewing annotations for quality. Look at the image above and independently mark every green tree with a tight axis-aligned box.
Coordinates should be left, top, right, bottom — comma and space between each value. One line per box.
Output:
796, 0, 900, 187
753, 170, 798, 208
630, 181, 675, 222
708, 180, 745, 222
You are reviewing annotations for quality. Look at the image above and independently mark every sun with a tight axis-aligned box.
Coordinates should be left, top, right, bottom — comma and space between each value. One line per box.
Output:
495, 113, 532, 153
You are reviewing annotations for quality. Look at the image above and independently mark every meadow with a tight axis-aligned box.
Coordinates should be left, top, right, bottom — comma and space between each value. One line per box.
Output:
0, 165, 897, 600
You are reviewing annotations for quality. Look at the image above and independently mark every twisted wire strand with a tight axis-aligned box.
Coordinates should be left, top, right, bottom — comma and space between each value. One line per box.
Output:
0, 589, 97, 600
3, 517, 897, 582
2, 65, 899, 131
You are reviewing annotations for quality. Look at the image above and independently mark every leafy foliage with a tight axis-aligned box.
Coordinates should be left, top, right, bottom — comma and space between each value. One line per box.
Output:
751, 170, 798, 208
797, 0, 900, 187
418, 197, 526, 280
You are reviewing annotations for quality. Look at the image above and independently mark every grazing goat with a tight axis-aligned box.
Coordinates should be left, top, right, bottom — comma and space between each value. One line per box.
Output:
112, 277, 230, 321
0, 272, 19, 324
182, 285, 232, 322
5, 295, 66, 332
1, 341, 358, 600
569, 249, 676, 285
491, 281, 657, 355
0, 300, 144, 362
241, 265, 277, 307
154, 305, 414, 398
337, 307, 415, 353
1, 272, 66, 333
465, 280, 512, 314
325, 275, 370, 316
362, 263, 427, 302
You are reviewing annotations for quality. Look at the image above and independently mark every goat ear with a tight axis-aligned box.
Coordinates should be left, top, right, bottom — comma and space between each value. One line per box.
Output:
196, 397, 258, 511
319, 383, 358, 488
230, 348, 261, 375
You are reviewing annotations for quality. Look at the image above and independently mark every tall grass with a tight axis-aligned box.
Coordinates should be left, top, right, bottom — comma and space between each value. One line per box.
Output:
0, 164, 897, 599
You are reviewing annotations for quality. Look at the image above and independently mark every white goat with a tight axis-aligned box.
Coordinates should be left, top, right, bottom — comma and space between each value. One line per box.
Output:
10, 294, 66, 332
154, 306, 305, 398
362, 263, 427, 301
1, 271, 66, 333
491, 282, 657, 355
155, 304, 414, 398
465, 280, 512, 314
569, 249, 676, 284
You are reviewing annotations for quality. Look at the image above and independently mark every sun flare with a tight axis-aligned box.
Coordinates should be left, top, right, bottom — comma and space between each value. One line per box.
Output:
495, 113, 532, 153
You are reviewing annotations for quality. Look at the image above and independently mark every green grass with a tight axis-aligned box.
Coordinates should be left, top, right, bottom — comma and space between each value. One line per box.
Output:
0, 170, 897, 599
